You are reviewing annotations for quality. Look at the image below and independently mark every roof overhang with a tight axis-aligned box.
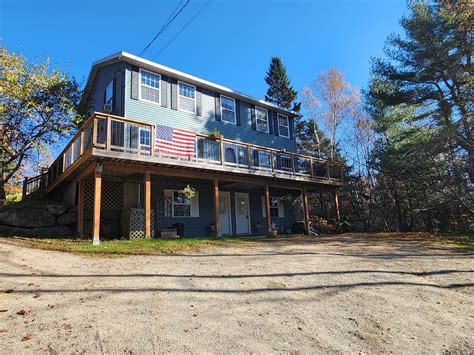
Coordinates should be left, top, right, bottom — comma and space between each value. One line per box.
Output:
83, 51, 298, 117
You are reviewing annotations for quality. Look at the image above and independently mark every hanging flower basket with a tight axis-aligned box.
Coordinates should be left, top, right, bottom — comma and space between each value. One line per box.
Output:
177, 185, 195, 199
208, 129, 223, 140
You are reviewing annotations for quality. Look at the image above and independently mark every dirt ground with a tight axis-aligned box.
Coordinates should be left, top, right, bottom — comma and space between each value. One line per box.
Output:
1, 235, 473, 353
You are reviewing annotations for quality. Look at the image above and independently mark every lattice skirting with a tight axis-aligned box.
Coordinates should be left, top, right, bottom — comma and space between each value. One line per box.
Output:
127, 208, 155, 239
84, 178, 123, 211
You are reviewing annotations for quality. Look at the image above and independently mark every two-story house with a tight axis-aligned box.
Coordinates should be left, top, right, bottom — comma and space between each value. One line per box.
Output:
25, 52, 343, 244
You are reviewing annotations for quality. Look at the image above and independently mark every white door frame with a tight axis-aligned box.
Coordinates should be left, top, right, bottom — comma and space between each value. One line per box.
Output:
234, 192, 251, 235
220, 191, 232, 235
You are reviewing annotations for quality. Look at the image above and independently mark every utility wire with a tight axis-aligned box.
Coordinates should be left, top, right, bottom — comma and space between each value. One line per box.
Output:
138, 0, 190, 57
152, 0, 211, 59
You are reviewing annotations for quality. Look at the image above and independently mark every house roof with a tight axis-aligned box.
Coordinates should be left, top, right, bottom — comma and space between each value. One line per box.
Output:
84, 51, 298, 116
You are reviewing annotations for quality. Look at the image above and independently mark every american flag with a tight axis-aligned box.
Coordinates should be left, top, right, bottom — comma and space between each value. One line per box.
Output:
155, 124, 196, 158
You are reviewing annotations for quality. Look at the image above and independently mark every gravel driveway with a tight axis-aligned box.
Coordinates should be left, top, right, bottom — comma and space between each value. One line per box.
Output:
1, 235, 473, 353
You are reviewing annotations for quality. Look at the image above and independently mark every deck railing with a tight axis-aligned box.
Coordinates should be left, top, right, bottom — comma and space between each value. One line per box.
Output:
25, 112, 344, 195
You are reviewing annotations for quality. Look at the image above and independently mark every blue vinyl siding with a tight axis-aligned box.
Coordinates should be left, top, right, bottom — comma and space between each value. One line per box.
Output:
123, 67, 297, 152
151, 179, 299, 237
89, 62, 126, 116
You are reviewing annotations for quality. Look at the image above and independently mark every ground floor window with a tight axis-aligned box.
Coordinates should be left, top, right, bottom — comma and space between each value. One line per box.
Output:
164, 189, 200, 217
262, 196, 285, 218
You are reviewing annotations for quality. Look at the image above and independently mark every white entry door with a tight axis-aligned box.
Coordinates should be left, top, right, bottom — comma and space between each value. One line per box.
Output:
235, 192, 250, 235
219, 192, 232, 235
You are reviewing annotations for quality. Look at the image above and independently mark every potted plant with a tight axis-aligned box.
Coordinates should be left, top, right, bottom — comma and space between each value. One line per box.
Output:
208, 129, 223, 140
177, 185, 195, 199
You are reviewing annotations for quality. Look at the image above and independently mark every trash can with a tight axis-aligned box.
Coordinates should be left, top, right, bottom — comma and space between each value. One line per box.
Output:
172, 223, 185, 237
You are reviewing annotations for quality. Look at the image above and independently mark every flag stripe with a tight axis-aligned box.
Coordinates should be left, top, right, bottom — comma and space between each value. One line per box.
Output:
155, 124, 196, 158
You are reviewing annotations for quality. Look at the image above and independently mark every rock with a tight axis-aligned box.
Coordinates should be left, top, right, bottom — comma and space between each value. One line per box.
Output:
31, 226, 73, 237
56, 212, 77, 226
0, 209, 55, 228
44, 204, 69, 216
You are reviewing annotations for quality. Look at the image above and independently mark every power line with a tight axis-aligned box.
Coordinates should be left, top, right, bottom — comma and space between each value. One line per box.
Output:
152, 0, 211, 59
138, 0, 190, 57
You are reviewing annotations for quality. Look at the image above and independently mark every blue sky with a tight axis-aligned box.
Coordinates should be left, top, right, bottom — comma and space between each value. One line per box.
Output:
2, 0, 406, 98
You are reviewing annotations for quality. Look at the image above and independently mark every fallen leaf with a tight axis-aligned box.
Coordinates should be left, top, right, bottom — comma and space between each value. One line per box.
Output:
21, 334, 32, 341
33, 293, 41, 298
298, 326, 303, 331
17, 309, 28, 316
4, 289, 14, 294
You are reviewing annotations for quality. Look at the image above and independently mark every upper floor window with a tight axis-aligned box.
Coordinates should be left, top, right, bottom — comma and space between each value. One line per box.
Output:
140, 69, 160, 104
178, 81, 196, 113
139, 127, 151, 152
277, 114, 290, 138
256, 107, 269, 133
220, 95, 236, 124
104, 80, 114, 108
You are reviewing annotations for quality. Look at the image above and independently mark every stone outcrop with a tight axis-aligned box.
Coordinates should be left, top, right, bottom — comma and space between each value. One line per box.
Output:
0, 204, 75, 237
0, 209, 56, 228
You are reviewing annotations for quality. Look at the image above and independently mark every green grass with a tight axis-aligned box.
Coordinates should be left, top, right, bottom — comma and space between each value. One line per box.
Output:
441, 234, 474, 251
6, 235, 289, 256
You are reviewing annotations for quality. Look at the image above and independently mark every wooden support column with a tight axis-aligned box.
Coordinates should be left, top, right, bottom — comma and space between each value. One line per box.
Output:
302, 187, 310, 235
213, 178, 220, 237
264, 184, 272, 235
92, 163, 102, 245
77, 179, 84, 236
144, 171, 151, 238
333, 189, 340, 221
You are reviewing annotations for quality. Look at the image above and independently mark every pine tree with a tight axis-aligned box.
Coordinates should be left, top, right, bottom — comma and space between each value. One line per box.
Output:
264, 56, 298, 111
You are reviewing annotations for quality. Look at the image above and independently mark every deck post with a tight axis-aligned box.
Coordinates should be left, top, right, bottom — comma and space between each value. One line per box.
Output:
144, 171, 151, 238
333, 189, 340, 221
264, 184, 272, 235
213, 178, 220, 237
92, 163, 102, 245
77, 179, 84, 236
302, 187, 310, 235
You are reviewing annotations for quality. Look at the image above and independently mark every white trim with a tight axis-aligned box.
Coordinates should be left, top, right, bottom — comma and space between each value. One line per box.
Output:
220, 95, 236, 125
177, 80, 196, 114
234, 192, 251, 235
138, 68, 161, 105
85, 51, 298, 117
255, 106, 269, 133
277, 113, 290, 138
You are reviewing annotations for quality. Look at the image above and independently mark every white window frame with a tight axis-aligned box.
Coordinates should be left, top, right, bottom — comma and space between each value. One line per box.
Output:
172, 191, 192, 217
177, 80, 196, 114
220, 95, 236, 124
139, 68, 161, 105
139, 127, 151, 152
277, 113, 290, 138
255, 106, 269, 133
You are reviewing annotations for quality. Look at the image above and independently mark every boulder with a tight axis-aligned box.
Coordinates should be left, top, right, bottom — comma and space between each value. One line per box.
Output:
0, 209, 55, 228
31, 225, 73, 237
45, 204, 69, 216
56, 212, 77, 226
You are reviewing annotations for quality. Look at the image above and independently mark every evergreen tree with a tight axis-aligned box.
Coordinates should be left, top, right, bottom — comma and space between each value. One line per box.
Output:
264, 56, 298, 111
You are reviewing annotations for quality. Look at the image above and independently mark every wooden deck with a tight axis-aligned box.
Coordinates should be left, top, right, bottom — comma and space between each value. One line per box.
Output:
25, 112, 344, 196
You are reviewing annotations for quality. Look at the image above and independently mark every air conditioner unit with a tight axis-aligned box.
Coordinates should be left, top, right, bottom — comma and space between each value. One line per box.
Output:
103, 104, 112, 113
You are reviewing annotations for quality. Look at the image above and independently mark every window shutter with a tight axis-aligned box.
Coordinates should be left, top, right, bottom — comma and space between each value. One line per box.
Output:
164, 190, 173, 217
131, 66, 139, 100
171, 78, 178, 110
261, 196, 266, 218
214, 94, 221, 121
191, 191, 200, 217
278, 199, 285, 218
289, 117, 295, 140
161, 75, 168, 108
236, 100, 241, 126
196, 87, 202, 117
274, 113, 280, 136
251, 105, 256, 130
268, 111, 274, 134
112, 78, 117, 112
